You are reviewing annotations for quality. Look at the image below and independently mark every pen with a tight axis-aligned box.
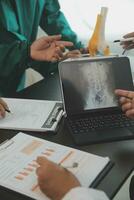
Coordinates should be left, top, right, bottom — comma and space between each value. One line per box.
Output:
65, 162, 78, 169
114, 37, 134, 43
5, 108, 11, 113
59, 162, 79, 169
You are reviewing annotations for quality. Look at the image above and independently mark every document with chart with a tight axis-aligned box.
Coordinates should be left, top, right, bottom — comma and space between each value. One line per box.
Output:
0, 132, 110, 200
0, 98, 63, 132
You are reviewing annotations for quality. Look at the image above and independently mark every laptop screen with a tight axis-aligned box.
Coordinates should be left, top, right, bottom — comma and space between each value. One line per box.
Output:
59, 57, 134, 115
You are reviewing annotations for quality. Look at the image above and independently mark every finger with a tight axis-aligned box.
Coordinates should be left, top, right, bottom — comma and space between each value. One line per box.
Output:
64, 50, 81, 59
37, 156, 58, 170
41, 35, 72, 47
51, 54, 61, 62
127, 44, 134, 50
126, 109, 134, 119
45, 35, 62, 43
55, 40, 73, 47
55, 46, 64, 57
36, 156, 49, 166
57, 44, 65, 52
35, 35, 62, 50
80, 47, 89, 54
52, 54, 62, 62
36, 166, 41, 176
115, 89, 134, 99
122, 102, 132, 112
36, 167, 48, 183
68, 51, 81, 57
66, 53, 81, 59
123, 32, 134, 38
51, 57, 59, 63
0, 104, 6, 118
123, 44, 134, 50
72, 50, 81, 53
50, 42, 63, 57
51, 45, 64, 61
119, 97, 131, 104
131, 99, 134, 107
0, 98, 9, 110
68, 50, 81, 55
120, 40, 132, 45
120, 42, 133, 49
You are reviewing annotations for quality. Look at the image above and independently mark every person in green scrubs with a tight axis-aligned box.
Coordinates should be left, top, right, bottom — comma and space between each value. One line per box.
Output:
0, 0, 84, 96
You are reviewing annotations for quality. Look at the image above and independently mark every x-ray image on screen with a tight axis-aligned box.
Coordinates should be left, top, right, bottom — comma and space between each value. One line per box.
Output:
80, 61, 118, 110
61, 60, 118, 113
60, 57, 134, 114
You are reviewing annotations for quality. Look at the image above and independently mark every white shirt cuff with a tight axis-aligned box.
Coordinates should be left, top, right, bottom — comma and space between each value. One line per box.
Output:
62, 187, 109, 200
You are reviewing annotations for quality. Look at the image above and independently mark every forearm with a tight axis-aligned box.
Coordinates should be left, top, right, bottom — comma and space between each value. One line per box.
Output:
62, 187, 109, 200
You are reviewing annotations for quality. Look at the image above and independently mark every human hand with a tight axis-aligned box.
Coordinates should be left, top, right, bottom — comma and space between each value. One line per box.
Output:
120, 32, 134, 50
36, 157, 80, 200
0, 98, 9, 118
79, 47, 89, 54
63, 49, 81, 60
30, 35, 73, 62
115, 89, 134, 118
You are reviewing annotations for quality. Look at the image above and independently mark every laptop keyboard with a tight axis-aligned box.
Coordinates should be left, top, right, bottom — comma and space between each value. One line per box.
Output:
67, 113, 134, 134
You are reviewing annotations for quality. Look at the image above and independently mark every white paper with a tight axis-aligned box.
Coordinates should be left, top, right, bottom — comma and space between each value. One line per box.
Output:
0, 132, 110, 200
0, 98, 63, 132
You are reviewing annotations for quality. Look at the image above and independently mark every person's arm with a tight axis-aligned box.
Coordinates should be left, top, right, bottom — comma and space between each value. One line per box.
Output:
0, 1, 73, 95
0, 0, 31, 95
36, 157, 109, 200
0, 30, 73, 94
40, 0, 84, 50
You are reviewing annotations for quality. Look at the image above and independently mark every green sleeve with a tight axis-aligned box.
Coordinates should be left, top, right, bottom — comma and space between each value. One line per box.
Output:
0, 29, 29, 77
0, 1, 30, 95
40, 0, 84, 49
0, 29, 30, 95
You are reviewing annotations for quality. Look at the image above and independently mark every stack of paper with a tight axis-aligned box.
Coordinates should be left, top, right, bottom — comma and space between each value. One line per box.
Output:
0, 132, 110, 200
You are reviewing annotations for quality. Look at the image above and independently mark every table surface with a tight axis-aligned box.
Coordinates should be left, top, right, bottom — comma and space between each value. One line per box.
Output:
0, 72, 134, 200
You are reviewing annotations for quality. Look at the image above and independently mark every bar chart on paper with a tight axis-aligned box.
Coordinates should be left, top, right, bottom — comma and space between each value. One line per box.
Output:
0, 132, 110, 200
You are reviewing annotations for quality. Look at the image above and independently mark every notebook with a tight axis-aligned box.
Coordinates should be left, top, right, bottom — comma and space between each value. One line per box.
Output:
59, 56, 134, 145
0, 98, 63, 132
0, 132, 111, 200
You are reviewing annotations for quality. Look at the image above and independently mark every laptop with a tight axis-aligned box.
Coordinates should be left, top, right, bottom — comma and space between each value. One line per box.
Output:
59, 56, 134, 145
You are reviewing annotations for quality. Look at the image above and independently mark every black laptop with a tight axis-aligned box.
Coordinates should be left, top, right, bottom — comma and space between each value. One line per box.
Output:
59, 56, 134, 145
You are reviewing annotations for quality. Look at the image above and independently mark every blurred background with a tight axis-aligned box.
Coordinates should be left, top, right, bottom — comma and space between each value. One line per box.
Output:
38, 0, 134, 73
58, 0, 134, 54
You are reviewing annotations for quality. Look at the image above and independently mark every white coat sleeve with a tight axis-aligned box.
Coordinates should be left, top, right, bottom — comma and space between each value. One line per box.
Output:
62, 187, 109, 200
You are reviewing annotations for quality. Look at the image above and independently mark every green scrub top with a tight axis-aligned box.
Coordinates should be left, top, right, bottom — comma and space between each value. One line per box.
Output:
0, 0, 83, 96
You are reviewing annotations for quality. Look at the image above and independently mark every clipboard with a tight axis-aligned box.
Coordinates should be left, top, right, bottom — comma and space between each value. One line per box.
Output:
0, 98, 64, 132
